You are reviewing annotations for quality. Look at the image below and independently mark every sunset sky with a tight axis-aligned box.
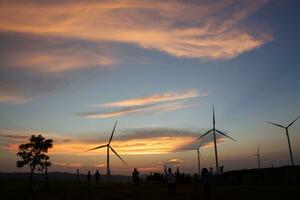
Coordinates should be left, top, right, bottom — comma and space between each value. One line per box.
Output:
0, 0, 299, 175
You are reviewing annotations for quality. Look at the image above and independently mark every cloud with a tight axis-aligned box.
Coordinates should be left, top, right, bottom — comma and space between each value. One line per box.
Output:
0, 130, 29, 141
97, 90, 199, 108
0, 0, 271, 60
0, 32, 118, 104
54, 162, 83, 168
82, 127, 231, 155
0, 32, 117, 73
0, 81, 31, 104
1, 127, 233, 155
166, 158, 183, 166
13, 48, 116, 73
0, 129, 73, 144
80, 101, 191, 119
0, 67, 65, 104
79, 90, 202, 118
95, 163, 106, 168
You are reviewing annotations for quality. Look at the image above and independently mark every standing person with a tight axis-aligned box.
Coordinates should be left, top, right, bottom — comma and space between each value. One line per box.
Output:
76, 169, 79, 181
95, 169, 100, 184
87, 170, 91, 184
132, 168, 140, 194
220, 166, 224, 174
202, 168, 212, 200
165, 168, 176, 194
209, 167, 213, 176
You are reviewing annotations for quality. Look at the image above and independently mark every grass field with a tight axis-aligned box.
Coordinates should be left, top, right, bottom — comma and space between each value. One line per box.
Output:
1, 180, 299, 200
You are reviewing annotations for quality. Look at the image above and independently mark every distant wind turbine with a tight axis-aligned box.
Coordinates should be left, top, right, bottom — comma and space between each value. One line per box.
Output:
255, 145, 261, 169
267, 115, 300, 166
196, 145, 201, 177
86, 121, 127, 181
195, 106, 235, 174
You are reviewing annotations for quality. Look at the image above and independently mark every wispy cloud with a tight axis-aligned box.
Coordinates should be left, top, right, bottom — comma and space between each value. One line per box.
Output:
80, 90, 203, 118
0, 91, 30, 104
0, 81, 31, 104
97, 90, 199, 108
14, 48, 116, 73
0, 72, 63, 104
0, 129, 72, 144
166, 158, 183, 166
0, 0, 271, 60
81, 101, 190, 119
54, 162, 83, 168
0, 33, 117, 73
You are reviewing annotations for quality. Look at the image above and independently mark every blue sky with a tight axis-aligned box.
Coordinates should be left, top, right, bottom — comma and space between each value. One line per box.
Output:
0, 0, 299, 174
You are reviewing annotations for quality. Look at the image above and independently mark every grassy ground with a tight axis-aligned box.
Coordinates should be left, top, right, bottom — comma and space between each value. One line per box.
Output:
0, 180, 299, 200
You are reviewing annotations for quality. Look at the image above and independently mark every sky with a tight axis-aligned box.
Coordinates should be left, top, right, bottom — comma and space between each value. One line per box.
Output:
0, 0, 300, 175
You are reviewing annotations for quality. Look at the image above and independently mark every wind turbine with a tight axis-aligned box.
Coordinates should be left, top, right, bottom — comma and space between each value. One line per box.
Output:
196, 145, 201, 177
267, 115, 299, 166
86, 121, 127, 181
195, 107, 235, 174
256, 145, 261, 169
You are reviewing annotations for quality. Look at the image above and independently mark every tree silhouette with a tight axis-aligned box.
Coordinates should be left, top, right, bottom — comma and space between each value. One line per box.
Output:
16, 134, 53, 190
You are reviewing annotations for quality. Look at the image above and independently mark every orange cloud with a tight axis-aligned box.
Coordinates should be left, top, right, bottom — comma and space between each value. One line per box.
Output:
97, 90, 199, 108
2, 136, 194, 155
138, 167, 161, 172
166, 158, 183, 165
54, 162, 83, 168
15, 49, 117, 73
80, 90, 202, 118
0, 128, 232, 156
82, 101, 190, 119
0, 0, 271, 60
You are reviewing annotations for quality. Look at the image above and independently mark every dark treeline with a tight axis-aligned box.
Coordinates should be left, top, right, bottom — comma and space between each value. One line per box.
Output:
216, 166, 300, 185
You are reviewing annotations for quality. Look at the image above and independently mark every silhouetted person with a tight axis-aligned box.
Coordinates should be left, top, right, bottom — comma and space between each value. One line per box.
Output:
95, 169, 100, 184
87, 170, 91, 184
44, 166, 48, 190
76, 168, 79, 181
165, 168, 176, 194
209, 167, 213, 176
220, 165, 224, 174
202, 168, 212, 200
149, 172, 153, 184
132, 168, 140, 194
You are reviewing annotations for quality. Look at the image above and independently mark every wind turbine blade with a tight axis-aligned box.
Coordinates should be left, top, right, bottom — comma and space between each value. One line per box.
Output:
257, 145, 260, 155
266, 121, 285, 128
195, 129, 213, 141
108, 120, 118, 144
85, 144, 107, 152
215, 129, 236, 141
109, 146, 127, 165
213, 106, 215, 128
287, 115, 300, 128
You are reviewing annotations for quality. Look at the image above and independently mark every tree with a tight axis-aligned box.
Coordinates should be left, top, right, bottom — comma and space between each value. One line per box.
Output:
16, 134, 53, 190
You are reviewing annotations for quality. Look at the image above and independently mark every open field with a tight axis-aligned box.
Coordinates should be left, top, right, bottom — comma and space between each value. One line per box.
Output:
1, 167, 300, 200
1, 181, 299, 200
